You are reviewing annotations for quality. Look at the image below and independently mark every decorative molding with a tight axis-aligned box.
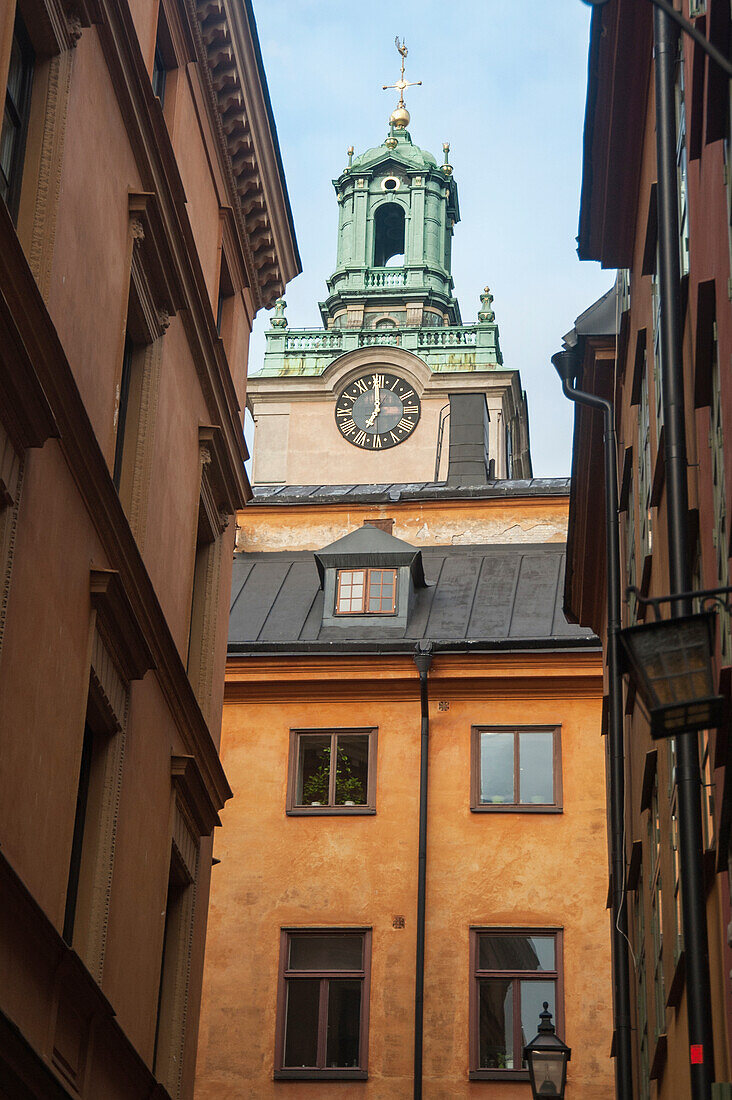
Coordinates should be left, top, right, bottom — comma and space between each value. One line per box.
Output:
128, 192, 186, 321
172, 755, 222, 835
126, 340, 163, 549
0, 454, 24, 661
28, 50, 74, 299
90, 627, 127, 730
0, 422, 22, 509
188, 0, 300, 308
29, 0, 101, 56
198, 424, 240, 528
74, 703, 127, 985
172, 802, 199, 882
89, 569, 155, 684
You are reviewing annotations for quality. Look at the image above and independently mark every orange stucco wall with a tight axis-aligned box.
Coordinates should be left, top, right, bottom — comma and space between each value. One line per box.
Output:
196, 653, 614, 1098
235, 495, 571, 554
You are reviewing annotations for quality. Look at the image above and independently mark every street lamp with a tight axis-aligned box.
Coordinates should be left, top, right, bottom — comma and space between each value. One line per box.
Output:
523, 1002, 571, 1099
619, 611, 725, 738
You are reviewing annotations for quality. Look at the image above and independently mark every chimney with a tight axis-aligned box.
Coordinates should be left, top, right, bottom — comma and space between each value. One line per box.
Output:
446, 393, 491, 485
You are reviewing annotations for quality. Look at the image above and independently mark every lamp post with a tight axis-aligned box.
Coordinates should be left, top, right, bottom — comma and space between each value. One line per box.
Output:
523, 1002, 571, 1100
574, 3, 731, 1097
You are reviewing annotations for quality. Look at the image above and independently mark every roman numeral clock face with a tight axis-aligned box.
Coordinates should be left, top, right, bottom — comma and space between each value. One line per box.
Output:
335, 372, 421, 450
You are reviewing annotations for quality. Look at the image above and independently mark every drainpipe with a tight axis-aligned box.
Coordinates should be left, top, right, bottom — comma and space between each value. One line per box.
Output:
552, 349, 633, 1100
412, 640, 433, 1100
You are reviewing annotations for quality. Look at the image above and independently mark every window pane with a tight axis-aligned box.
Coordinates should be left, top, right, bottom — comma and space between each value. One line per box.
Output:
520, 980, 556, 1062
297, 736, 331, 805
337, 570, 365, 613
0, 106, 18, 198
479, 935, 554, 972
289, 933, 363, 971
283, 979, 320, 1067
326, 979, 362, 1067
479, 979, 514, 1069
479, 732, 514, 804
335, 735, 369, 805
519, 732, 554, 804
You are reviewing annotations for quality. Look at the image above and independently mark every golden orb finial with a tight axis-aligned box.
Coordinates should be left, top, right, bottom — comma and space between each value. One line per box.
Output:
382, 38, 421, 130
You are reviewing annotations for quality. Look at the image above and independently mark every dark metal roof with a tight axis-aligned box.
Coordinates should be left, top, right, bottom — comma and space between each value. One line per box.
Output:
249, 479, 571, 506
228, 543, 597, 654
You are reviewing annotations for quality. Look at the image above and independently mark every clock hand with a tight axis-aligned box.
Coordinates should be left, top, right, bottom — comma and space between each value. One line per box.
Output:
365, 379, 382, 428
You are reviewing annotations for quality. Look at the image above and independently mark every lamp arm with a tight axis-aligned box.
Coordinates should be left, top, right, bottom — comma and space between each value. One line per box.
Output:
650, 0, 732, 80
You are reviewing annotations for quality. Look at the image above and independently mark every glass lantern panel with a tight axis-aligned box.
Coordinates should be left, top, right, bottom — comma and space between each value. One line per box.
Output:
527, 1049, 566, 1095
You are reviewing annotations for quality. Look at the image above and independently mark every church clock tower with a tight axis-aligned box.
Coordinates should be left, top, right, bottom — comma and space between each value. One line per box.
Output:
248, 43, 532, 486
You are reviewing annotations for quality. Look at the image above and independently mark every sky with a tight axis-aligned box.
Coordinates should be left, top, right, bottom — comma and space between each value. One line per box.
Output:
248, 0, 614, 478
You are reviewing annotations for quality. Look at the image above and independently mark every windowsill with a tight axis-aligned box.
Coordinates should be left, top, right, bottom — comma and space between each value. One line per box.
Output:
469, 1069, 530, 1082
275, 1069, 368, 1081
470, 805, 562, 814
287, 806, 376, 817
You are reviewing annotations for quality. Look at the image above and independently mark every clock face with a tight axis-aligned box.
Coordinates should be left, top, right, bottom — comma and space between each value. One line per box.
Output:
334, 371, 421, 450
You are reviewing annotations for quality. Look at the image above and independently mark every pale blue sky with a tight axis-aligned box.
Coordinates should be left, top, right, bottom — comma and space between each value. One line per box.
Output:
248, 0, 613, 477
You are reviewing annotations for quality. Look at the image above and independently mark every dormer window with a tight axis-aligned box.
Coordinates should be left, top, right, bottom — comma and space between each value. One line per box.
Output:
314, 523, 425, 630
336, 568, 396, 615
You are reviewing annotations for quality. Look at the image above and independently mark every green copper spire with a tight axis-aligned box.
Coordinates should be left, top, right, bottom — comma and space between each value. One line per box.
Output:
258, 44, 504, 378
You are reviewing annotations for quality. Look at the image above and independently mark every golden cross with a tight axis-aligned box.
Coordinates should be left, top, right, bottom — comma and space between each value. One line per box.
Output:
382, 37, 422, 108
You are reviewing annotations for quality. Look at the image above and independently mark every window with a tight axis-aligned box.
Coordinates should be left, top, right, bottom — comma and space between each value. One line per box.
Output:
0, 13, 34, 225
675, 44, 690, 277
63, 722, 95, 944
216, 251, 235, 343
62, 689, 121, 955
152, 45, 167, 105
151, 4, 177, 115
153, 842, 196, 1090
287, 729, 376, 815
187, 496, 216, 694
651, 245, 664, 437
113, 333, 137, 491
335, 568, 396, 615
275, 929, 371, 1080
638, 368, 653, 560
469, 928, 563, 1081
626, 471, 638, 623
710, 325, 731, 660
635, 869, 651, 1100
373, 202, 405, 266
700, 729, 715, 852
471, 727, 561, 812
648, 775, 666, 1039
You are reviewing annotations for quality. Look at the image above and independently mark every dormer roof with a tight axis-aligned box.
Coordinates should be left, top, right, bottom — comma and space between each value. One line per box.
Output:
313, 524, 426, 588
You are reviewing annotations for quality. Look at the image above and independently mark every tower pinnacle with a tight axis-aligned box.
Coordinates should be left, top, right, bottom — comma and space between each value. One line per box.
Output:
382, 37, 422, 130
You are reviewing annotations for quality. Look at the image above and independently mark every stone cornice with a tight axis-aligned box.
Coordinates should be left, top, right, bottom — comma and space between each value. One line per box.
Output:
224, 652, 603, 704
0, 202, 232, 817
189, 0, 300, 309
